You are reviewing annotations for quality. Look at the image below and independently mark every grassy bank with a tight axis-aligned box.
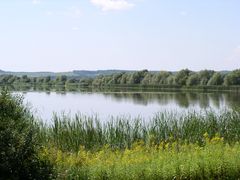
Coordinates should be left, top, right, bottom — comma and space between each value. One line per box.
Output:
37, 110, 240, 179
2, 91, 240, 179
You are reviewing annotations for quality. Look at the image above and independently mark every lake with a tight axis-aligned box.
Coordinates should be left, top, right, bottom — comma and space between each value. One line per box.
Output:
13, 88, 240, 123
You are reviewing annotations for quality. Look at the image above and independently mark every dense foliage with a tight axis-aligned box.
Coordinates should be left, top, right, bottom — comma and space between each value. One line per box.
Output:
1, 69, 240, 87
0, 91, 54, 179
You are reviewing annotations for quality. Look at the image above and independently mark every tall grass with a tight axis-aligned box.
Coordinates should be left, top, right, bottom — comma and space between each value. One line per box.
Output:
38, 109, 240, 152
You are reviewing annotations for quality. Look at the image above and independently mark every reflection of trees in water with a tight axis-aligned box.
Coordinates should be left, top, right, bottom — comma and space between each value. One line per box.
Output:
174, 93, 190, 108
222, 93, 240, 109
2, 85, 240, 109
103, 93, 150, 105
208, 93, 223, 108
103, 93, 193, 107
103, 92, 240, 109
198, 94, 209, 108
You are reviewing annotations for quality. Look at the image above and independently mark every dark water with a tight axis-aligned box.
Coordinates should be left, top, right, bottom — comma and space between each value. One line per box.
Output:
13, 89, 240, 123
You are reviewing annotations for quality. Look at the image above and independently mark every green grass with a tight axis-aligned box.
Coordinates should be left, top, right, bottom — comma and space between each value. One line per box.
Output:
37, 110, 240, 179
42, 137, 240, 179
38, 109, 240, 152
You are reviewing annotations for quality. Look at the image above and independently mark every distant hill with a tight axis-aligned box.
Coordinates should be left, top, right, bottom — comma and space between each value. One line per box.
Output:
72, 70, 133, 77
0, 69, 231, 78
0, 70, 133, 78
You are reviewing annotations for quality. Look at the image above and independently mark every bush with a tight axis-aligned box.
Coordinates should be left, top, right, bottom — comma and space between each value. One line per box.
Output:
0, 90, 54, 179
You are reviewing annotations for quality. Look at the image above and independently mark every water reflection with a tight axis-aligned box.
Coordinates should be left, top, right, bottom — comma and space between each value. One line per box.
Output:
1, 85, 240, 122
102, 92, 239, 109
2, 85, 240, 110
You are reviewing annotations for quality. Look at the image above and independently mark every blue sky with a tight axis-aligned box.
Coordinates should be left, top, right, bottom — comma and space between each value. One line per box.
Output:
0, 0, 240, 72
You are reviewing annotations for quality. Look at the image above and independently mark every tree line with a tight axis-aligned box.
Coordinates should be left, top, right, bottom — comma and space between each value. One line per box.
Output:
0, 69, 240, 86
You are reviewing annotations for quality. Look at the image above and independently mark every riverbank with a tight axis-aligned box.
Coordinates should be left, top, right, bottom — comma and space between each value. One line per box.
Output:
37, 110, 240, 179
36, 111, 240, 179
1, 91, 240, 179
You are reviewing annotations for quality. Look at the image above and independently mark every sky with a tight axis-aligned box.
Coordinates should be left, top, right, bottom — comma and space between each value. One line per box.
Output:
0, 0, 240, 72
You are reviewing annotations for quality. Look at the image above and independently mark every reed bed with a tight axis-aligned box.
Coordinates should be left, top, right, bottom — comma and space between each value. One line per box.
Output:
38, 109, 240, 152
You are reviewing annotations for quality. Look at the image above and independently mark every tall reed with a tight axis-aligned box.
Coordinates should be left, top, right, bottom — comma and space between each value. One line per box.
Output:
38, 109, 240, 152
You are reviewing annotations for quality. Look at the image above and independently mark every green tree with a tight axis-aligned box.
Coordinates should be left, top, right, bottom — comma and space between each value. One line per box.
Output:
186, 73, 200, 86
79, 78, 93, 86
0, 91, 54, 179
166, 75, 175, 85
44, 76, 51, 84
207, 72, 224, 85
141, 73, 153, 85
152, 71, 171, 85
224, 69, 240, 86
37, 77, 44, 83
32, 77, 37, 83
56, 75, 67, 85
92, 75, 104, 86
0, 75, 16, 84
108, 73, 123, 85
66, 78, 79, 84
175, 69, 191, 86
128, 70, 148, 84
21, 75, 31, 83
198, 70, 215, 85
7, 75, 17, 84
120, 73, 128, 84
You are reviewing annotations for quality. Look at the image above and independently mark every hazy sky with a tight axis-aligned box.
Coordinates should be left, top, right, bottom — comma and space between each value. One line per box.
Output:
0, 0, 240, 72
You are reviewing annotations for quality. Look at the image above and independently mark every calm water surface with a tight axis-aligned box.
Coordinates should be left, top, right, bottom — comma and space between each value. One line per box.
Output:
15, 90, 240, 123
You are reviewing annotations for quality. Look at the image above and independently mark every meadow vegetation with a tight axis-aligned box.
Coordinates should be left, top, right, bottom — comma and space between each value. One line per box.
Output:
42, 138, 240, 179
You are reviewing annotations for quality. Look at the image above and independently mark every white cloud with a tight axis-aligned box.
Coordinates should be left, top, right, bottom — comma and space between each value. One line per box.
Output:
90, 0, 135, 11
32, 0, 41, 4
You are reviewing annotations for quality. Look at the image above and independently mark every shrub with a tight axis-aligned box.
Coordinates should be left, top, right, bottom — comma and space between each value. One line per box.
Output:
0, 90, 54, 179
